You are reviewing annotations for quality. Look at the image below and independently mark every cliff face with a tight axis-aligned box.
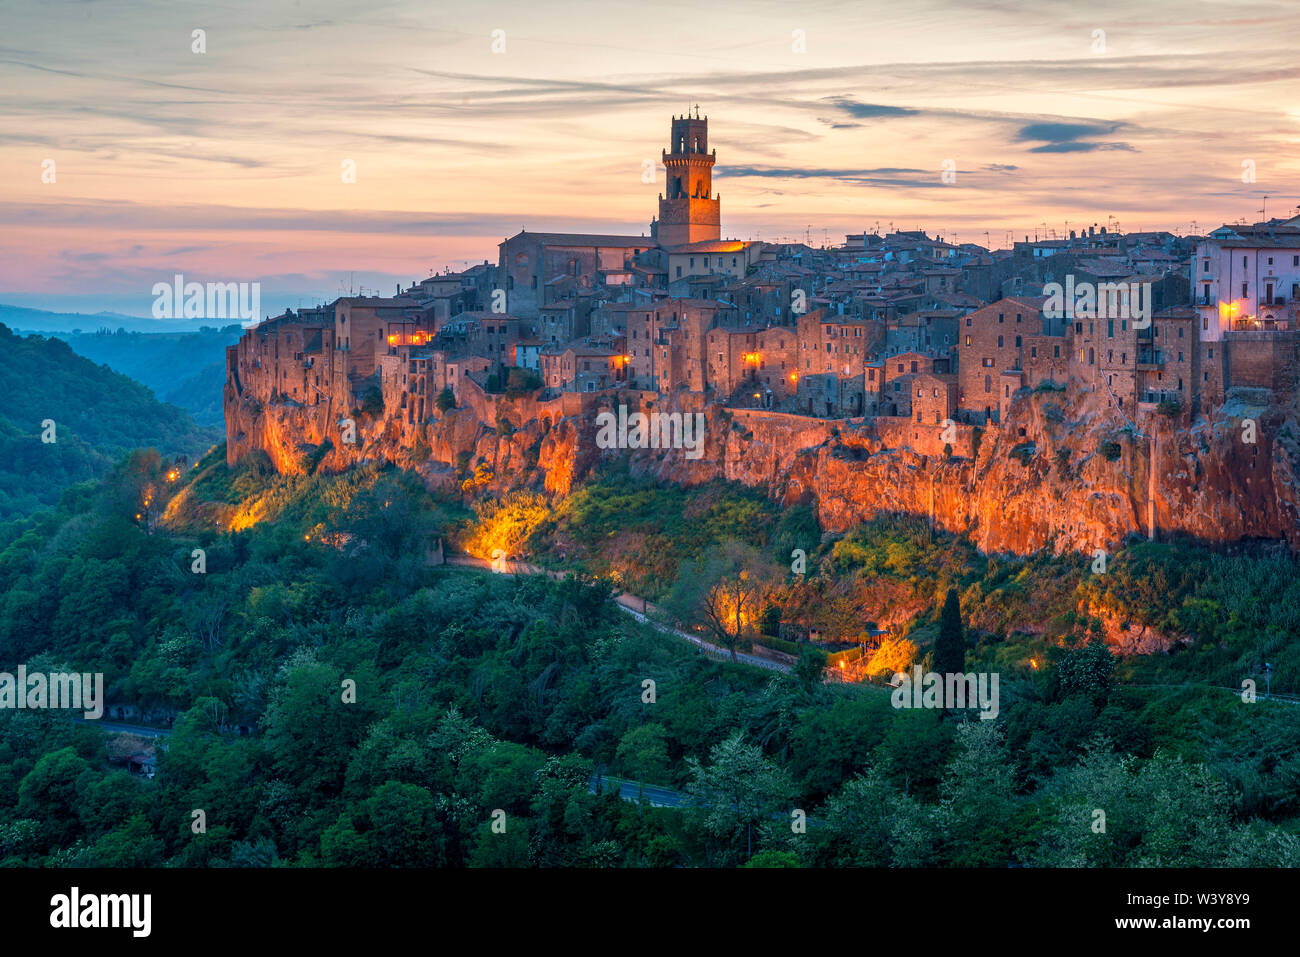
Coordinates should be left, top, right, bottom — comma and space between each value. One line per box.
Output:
226, 375, 1300, 556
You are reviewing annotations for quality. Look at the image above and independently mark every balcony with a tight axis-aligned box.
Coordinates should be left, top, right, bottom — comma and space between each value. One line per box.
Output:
1136, 349, 1163, 370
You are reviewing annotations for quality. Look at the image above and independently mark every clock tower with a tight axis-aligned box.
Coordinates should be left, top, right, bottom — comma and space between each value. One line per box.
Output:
654, 107, 721, 248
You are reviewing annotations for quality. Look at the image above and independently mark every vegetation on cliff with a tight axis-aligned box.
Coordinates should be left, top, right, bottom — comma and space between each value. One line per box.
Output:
1, 448, 1298, 866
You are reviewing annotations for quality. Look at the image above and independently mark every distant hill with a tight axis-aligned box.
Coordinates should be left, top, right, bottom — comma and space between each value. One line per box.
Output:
60, 326, 243, 428
0, 324, 219, 520
0, 302, 203, 335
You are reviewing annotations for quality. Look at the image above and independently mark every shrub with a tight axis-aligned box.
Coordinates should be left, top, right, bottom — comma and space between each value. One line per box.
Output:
1099, 440, 1122, 461
505, 368, 542, 395
435, 387, 455, 412
360, 387, 384, 417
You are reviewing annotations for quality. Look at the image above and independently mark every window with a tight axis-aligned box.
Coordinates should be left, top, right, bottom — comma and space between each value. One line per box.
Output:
997, 335, 1004, 347
965, 316, 972, 326
1031, 346, 1038, 358
984, 374, 992, 393
965, 334, 971, 346
1243, 256, 1248, 268
998, 313, 1004, 323
1107, 319, 1114, 337
1203, 260, 1210, 273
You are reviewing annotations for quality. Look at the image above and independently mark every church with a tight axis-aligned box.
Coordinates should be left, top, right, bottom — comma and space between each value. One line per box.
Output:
496, 109, 759, 317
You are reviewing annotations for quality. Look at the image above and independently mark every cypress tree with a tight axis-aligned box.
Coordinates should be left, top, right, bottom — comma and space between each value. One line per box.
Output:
935, 587, 965, 675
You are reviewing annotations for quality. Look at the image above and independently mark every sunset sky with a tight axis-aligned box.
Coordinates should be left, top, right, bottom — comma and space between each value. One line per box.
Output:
3, 0, 1299, 318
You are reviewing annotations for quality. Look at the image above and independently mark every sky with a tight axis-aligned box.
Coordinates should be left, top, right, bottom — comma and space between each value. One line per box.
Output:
3, 0, 1299, 318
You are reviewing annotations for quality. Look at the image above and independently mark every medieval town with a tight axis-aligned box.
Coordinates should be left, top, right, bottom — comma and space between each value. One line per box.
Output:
225, 110, 1300, 472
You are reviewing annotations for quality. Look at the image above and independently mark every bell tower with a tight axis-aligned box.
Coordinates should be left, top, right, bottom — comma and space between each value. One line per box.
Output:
655, 107, 721, 248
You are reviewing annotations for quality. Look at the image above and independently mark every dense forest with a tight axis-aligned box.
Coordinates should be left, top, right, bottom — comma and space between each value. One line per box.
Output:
0, 325, 219, 520
1, 445, 1298, 867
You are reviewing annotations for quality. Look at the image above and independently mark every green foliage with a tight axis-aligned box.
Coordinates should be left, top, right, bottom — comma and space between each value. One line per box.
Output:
0, 324, 216, 519
0, 445, 1297, 869
934, 587, 965, 675
360, 387, 384, 417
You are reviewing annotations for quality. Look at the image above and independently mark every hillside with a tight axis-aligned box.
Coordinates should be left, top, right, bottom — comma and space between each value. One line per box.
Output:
0, 324, 220, 519
61, 327, 243, 428
0, 449, 1296, 868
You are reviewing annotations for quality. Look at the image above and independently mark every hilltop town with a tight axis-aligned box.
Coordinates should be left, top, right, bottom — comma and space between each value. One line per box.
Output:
224, 111, 1300, 554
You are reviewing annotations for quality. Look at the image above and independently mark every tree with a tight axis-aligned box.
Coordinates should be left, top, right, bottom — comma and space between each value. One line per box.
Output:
866, 634, 917, 678
742, 849, 801, 868
663, 539, 780, 660
435, 387, 455, 412
1055, 638, 1116, 704
937, 722, 1018, 866
823, 766, 935, 867
934, 586, 965, 675
17, 748, 93, 849
615, 724, 671, 784
685, 729, 794, 865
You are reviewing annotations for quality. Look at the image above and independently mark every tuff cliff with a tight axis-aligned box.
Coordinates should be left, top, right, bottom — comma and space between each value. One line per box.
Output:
225, 374, 1300, 556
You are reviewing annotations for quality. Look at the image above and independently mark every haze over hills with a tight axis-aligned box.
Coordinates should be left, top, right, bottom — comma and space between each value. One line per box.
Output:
60, 326, 244, 429
0, 302, 203, 336
0, 323, 219, 519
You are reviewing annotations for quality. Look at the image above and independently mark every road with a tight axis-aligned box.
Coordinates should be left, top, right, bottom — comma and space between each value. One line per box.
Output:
445, 550, 792, 673
75, 718, 171, 738
590, 774, 684, 807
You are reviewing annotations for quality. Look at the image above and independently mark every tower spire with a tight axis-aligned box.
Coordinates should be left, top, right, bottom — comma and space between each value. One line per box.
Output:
656, 111, 720, 248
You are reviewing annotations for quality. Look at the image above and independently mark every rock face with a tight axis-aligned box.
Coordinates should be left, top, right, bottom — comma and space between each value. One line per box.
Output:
226, 373, 1300, 556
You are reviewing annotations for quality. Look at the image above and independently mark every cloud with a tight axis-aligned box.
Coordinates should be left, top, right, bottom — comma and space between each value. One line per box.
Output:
1027, 141, 1138, 153
822, 96, 921, 119
1015, 120, 1137, 153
